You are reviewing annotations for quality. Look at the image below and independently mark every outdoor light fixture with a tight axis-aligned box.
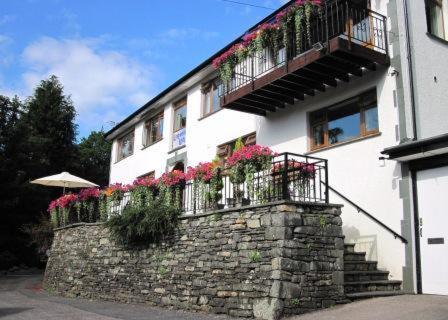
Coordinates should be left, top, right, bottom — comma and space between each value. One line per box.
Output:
313, 42, 326, 53
378, 156, 387, 167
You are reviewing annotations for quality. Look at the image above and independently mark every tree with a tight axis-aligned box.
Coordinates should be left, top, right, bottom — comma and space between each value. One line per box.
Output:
23, 75, 78, 177
75, 130, 111, 187
0, 75, 79, 269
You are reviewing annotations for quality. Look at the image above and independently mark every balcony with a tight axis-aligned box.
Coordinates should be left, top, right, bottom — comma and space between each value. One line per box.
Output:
219, 0, 389, 116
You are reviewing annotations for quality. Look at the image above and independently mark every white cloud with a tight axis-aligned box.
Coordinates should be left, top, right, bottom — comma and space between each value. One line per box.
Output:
19, 37, 158, 135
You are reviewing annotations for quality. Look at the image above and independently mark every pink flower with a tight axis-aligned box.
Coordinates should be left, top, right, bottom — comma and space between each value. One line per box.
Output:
159, 170, 186, 187
78, 188, 100, 201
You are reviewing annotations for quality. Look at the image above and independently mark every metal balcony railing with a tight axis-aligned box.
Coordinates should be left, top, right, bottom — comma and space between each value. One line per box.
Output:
219, 0, 388, 97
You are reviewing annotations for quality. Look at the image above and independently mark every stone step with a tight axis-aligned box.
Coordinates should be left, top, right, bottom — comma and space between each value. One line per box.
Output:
344, 270, 390, 282
344, 251, 367, 261
346, 290, 404, 301
344, 243, 356, 253
344, 260, 378, 271
344, 280, 402, 294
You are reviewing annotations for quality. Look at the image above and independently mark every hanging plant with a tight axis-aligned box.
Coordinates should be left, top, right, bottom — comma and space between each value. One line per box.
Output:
186, 161, 224, 209
212, 0, 322, 83
295, 6, 305, 52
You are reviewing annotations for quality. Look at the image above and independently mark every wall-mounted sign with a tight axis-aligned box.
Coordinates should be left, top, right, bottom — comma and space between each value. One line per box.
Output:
172, 128, 186, 149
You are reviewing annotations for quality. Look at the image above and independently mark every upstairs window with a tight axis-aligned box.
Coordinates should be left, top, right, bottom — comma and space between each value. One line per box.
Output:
117, 130, 134, 161
426, 0, 446, 40
310, 89, 378, 150
216, 133, 256, 163
144, 112, 164, 147
172, 98, 187, 149
201, 79, 221, 117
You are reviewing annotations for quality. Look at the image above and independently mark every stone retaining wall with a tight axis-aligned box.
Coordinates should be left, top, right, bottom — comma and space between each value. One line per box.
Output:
44, 201, 345, 319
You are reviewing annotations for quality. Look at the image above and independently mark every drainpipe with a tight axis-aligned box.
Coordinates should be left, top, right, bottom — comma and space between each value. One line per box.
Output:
402, 0, 418, 140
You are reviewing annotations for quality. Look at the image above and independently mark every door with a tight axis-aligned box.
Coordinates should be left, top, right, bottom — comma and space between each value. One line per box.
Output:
417, 166, 448, 295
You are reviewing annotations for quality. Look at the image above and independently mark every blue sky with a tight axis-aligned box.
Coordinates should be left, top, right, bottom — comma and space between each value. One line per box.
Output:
0, 0, 286, 137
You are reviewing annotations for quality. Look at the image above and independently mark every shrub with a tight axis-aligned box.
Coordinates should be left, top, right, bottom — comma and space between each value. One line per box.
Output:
106, 188, 181, 246
21, 214, 54, 263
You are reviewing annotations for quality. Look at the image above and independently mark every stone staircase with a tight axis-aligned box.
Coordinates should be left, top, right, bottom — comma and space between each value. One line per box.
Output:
344, 243, 403, 300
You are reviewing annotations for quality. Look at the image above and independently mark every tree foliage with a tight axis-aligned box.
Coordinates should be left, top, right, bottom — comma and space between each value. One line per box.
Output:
0, 75, 111, 269
75, 130, 111, 187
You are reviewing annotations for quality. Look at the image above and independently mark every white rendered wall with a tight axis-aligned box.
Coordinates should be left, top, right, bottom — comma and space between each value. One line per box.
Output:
395, 0, 448, 139
257, 69, 406, 281
109, 83, 258, 184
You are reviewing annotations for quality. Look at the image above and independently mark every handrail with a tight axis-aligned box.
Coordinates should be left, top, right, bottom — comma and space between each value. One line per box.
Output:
321, 181, 408, 244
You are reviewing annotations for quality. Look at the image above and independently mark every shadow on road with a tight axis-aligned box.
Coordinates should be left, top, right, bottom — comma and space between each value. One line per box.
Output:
0, 307, 34, 318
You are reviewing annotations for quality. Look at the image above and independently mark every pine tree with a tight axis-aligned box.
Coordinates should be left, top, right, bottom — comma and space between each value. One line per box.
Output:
23, 75, 78, 177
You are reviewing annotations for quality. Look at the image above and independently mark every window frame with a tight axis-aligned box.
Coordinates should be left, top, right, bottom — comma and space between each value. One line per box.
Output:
216, 132, 256, 163
425, 0, 446, 40
201, 79, 221, 117
144, 111, 164, 147
173, 98, 187, 133
309, 90, 379, 151
137, 170, 155, 180
116, 130, 135, 162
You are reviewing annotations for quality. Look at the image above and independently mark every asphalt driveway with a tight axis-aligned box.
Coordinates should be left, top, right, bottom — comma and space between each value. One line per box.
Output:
1, 273, 448, 320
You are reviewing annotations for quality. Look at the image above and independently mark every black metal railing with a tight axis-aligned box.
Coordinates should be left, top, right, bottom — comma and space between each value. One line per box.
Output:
322, 182, 408, 244
182, 152, 328, 214
219, 0, 388, 96
108, 153, 328, 217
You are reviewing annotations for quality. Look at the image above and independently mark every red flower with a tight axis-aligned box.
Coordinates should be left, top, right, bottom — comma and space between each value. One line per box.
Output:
186, 162, 219, 183
78, 188, 100, 201
226, 145, 276, 167
48, 193, 78, 212
159, 170, 186, 187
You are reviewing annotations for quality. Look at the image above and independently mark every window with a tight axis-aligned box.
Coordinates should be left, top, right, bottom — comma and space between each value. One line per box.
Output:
426, 0, 446, 40
144, 112, 164, 146
117, 131, 134, 161
138, 171, 155, 180
309, 90, 378, 150
216, 133, 256, 162
202, 79, 221, 116
172, 98, 187, 149
173, 98, 187, 132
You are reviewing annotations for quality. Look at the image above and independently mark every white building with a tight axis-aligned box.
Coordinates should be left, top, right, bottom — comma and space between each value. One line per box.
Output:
105, 0, 448, 297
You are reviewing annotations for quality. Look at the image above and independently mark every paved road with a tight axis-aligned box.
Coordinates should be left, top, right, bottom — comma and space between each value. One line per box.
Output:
0, 273, 230, 320
2, 273, 448, 320
286, 294, 448, 320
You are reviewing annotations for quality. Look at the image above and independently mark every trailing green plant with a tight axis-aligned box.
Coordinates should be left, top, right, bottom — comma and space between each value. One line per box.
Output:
106, 186, 181, 246
213, 0, 322, 83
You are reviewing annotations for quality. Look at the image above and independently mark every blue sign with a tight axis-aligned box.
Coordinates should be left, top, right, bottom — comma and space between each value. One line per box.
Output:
172, 128, 186, 149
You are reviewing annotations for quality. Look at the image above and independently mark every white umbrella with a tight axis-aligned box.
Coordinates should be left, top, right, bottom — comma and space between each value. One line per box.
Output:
31, 171, 99, 193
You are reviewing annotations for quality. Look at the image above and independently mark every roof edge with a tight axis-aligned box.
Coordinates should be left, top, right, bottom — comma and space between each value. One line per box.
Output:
105, 0, 294, 140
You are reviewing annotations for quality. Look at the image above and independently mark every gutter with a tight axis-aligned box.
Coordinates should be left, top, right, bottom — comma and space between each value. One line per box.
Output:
402, 0, 418, 140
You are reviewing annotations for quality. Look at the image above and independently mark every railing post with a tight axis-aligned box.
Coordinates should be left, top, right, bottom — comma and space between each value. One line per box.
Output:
251, 55, 255, 90
346, 1, 352, 51
282, 153, 290, 201
383, 15, 388, 56
325, 1, 329, 51
324, 159, 329, 203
